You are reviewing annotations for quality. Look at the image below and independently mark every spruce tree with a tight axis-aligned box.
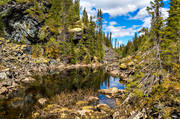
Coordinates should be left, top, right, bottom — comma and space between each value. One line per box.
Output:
147, 0, 164, 69
82, 8, 89, 26
166, 0, 180, 41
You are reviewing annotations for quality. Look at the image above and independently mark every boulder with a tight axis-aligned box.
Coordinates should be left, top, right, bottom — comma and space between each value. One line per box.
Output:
110, 70, 120, 76
87, 96, 99, 102
120, 63, 128, 70
98, 87, 119, 94
0, 72, 7, 80
76, 101, 89, 106
81, 106, 95, 110
38, 98, 48, 105
0, 87, 8, 94
21, 77, 35, 83
128, 62, 135, 67
97, 104, 111, 112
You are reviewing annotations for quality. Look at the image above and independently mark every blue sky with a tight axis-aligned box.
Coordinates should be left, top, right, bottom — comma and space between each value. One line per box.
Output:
80, 0, 170, 46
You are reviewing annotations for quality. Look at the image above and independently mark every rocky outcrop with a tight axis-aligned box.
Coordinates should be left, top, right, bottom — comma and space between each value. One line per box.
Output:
0, 1, 42, 44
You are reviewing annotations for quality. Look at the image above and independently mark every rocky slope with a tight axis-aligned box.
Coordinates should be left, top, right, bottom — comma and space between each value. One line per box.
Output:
0, 37, 103, 99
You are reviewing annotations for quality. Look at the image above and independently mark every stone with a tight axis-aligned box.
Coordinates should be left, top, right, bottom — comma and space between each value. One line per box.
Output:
32, 112, 40, 118
81, 106, 95, 110
87, 96, 99, 102
0, 87, 8, 94
128, 62, 135, 67
21, 77, 35, 83
97, 104, 111, 112
120, 63, 128, 70
98, 87, 119, 94
129, 111, 143, 119
0, 72, 7, 80
76, 101, 89, 106
110, 70, 120, 76
77, 110, 93, 116
38, 98, 48, 105
69, 28, 82, 32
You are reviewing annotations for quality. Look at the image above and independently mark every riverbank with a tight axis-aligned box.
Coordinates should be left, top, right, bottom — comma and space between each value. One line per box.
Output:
0, 38, 104, 99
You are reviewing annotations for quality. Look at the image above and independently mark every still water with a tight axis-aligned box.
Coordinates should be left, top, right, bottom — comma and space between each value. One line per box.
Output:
0, 67, 125, 119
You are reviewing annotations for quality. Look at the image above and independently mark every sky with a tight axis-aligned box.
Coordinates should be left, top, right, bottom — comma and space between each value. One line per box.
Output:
80, 0, 170, 46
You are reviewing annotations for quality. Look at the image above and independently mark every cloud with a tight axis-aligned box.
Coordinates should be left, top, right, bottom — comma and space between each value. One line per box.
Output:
80, 0, 152, 17
104, 22, 140, 38
131, 7, 169, 28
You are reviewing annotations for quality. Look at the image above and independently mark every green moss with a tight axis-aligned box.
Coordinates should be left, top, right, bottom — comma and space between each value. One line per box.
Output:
0, 16, 5, 37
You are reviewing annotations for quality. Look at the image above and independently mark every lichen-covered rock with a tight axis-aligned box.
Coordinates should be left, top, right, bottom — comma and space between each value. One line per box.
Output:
38, 98, 48, 105
0, 72, 7, 80
97, 104, 111, 112
0, 87, 8, 94
1, 2, 40, 44
120, 63, 128, 70
98, 87, 119, 94
21, 77, 35, 83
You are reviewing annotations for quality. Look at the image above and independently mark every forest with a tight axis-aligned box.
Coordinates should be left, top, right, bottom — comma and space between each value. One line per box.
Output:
0, 0, 179, 119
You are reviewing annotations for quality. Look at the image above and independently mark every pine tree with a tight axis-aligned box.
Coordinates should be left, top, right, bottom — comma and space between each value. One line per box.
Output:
166, 0, 180, 41
82, 8, 89, 26
147, 0, 164, 69
97, 9, 103, 33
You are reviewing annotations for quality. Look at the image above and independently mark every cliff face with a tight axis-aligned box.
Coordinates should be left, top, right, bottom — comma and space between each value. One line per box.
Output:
0, 1, 83, 44
0, 2, 40, 43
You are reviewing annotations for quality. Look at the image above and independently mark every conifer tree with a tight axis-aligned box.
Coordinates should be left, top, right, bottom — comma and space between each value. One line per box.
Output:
147, 0, 164, 69
97, 9, 103, 33
82, 8, 89, 26
166, 0, 180, 41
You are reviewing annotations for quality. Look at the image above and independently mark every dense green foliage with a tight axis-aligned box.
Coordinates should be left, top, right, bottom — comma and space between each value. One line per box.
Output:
116, 0, 180, 69
0, 0, 114, 63
0, 16, 4, 37
120, 0, 180, 118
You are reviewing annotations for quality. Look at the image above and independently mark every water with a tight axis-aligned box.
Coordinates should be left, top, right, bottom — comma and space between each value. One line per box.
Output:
99, 77, 125, 108
0, 67, 125, 119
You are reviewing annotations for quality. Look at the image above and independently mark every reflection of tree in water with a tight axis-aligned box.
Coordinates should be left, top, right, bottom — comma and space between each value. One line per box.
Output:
0, 67, 111, 119
28, 67, 109, 98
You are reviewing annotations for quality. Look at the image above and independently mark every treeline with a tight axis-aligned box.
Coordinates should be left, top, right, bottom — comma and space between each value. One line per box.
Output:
0, 0, 113, 64
116, 0, 180, 71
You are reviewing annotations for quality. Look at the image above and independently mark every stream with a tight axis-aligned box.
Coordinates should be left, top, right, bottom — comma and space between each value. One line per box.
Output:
0, 67, 125, 119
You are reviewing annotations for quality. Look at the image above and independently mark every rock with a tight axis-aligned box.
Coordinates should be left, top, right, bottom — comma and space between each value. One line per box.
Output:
87, 96, 99, 102
113, 111, 126, 119
110, 70, 120, 76
76, 101, 89, 106
81, 106, 95, 111
127, 62, 135, 67
0, 87, 8, 94
77, 110, 93, 116
69, 28, 82, 32
38, 98, 48, 105
120, 63, 128, 70
21, 77, 35, 83
0, 72, 7, 80
49, 107, 69, 113
32, 112, 40, 118
97, 104, 111, 112
3, 6, 40, 44
129, 111, 143, 119
98, 87, 119, 94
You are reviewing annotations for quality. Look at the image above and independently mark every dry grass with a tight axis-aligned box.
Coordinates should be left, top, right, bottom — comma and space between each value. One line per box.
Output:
49, 89, 98, 108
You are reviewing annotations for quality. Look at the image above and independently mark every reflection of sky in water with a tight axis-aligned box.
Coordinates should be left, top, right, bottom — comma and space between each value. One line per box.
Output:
99, 76, 125, 108
100, 76, 125, 90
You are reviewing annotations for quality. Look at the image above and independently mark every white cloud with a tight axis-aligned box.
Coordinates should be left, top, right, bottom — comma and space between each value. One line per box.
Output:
80, 0, 169, 42
80, 0, 152, 17
104, 23, 140, 38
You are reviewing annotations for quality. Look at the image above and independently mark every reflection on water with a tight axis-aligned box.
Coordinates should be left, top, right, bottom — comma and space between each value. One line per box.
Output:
0, 67, 124, 119
99, 77, 125, 108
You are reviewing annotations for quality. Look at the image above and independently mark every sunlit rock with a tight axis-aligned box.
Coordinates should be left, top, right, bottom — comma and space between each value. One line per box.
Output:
98, 87, 119, 94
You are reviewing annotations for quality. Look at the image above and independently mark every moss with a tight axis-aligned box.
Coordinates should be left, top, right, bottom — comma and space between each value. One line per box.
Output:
0, 16, 5, 37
